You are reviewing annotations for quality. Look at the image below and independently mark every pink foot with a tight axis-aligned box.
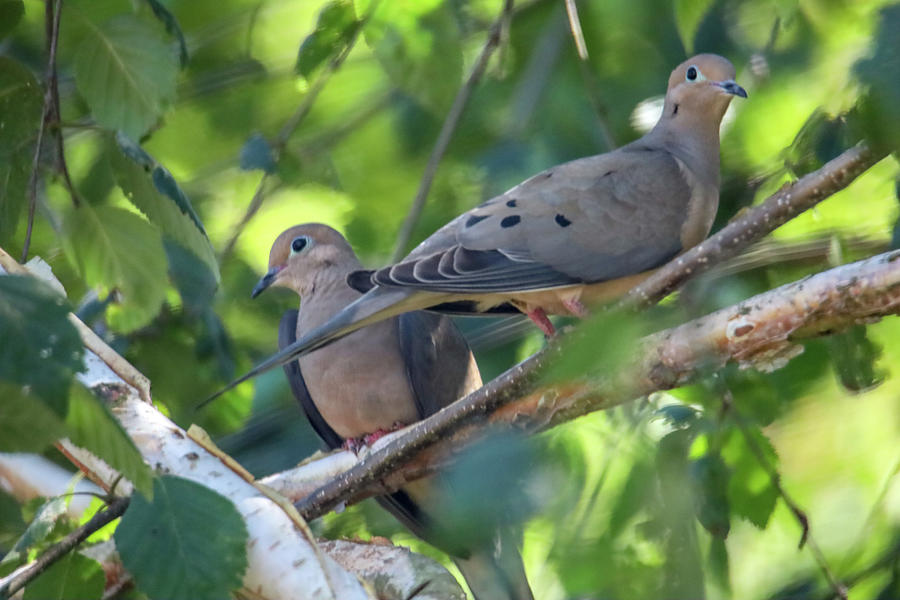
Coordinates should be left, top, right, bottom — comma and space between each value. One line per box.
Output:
342, 437, 364, 454
562, 297, 589, 318
525, 308, 556, 337
363, 421, 405, 445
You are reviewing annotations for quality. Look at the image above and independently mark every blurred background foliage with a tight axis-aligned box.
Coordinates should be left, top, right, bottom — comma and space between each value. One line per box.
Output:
1, 0, 899, 598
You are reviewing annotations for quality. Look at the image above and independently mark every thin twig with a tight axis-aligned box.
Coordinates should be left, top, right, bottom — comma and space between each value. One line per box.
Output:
101, 574, 133, 600
0, 497, 130, 598
563, 0, 588, 59
22, 0, 63, 262
390, 0, 515, 262
219, 11, 369, 260
721, 387, 848, 600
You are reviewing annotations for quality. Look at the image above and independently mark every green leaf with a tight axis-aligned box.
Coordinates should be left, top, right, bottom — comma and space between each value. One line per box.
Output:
66, 384, 154, 497
0, 275, 83, 407
0, 383, 67, 452
724, 426, 779, 529
239, 133, 276, 174
0, 487, 26, 549
72, 15, 178, 139
109, 135, 219, 284
690, 452, 731, 538
0, 57, 42, 243
115, 476, 248, 600
358, 0, 462, 114
62, 204, 168, 332
0, 1, 24, 38
853, 4, 900, 155
825, 324, 885, 393
673, 0, 716, 54
543, 310, 642, 385
296, 0, 358, 80
23, 553, 104, 600
141, 0, 189, 66
0, 496, 68, 568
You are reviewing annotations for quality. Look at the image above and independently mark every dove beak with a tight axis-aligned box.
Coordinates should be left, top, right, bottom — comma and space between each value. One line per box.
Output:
715, 79, 748, 98
251, 266, 283, 298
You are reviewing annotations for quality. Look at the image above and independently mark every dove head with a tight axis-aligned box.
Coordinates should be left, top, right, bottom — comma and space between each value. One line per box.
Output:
252, 223, 361, 298
660, 54, 747, 127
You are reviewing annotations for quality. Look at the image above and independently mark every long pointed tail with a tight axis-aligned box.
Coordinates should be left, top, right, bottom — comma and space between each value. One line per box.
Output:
200, 287, 442, 407
453, 532, 533, 600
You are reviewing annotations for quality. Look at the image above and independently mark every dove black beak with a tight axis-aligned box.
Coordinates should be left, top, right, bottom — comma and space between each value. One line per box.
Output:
716, 80, 748, 98
251, 267, 282, 298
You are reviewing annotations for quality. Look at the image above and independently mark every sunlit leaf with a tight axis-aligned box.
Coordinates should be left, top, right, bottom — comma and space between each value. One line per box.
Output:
543, 310, 642, 385
66, 384, 154, 497
239, 133, 276, 174
296, 0, 358, 80
72, 15, 178, 139
23, 552, 104, 600
0, 1, 24, 38
0, 276, 83, 408
674, 0, 716, 54
62, 204, 168, 332
357, 0, 462, 113
115, 476, 248, 600
109, 134, 219, 284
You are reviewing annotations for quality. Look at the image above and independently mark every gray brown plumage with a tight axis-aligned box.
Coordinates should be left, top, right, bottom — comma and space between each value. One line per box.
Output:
253, 224, 532, 599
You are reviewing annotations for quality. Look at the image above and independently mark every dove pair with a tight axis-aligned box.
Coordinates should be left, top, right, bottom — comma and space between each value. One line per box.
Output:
239, 54, 746, 599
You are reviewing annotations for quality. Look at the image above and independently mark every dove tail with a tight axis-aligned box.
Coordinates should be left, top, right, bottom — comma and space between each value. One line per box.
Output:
453, 534, 533, 600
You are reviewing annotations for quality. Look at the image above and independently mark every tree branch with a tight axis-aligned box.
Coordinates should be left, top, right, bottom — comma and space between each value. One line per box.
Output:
0, 498, 130, 599
289, 248, 899, 519
390, 0, 515, 261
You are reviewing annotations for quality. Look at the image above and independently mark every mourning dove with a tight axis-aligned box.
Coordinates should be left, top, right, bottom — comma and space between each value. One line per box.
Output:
252, 224, 533, 600
212, 53, 746, 396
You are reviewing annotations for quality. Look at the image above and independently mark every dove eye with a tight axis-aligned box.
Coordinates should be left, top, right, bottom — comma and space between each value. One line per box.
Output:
290, 236, 311, 254
685, 66, 705, 82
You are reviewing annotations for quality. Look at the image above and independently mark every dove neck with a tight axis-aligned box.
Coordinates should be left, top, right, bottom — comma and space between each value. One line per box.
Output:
646, 110, 722, 186
297, 262, 364, 329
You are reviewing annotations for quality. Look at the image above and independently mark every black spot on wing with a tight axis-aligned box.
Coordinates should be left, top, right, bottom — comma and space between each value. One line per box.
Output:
500, 215, 521, 228
346, 269, 375, 293
506, 199, 517, 207
555, 214, 572, 227
465, 214, 489, 228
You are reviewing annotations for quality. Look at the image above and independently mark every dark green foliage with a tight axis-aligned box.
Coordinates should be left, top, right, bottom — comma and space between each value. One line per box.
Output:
854, 5, 900, 155
0, 276, 83, 408
115, 476, 248, 600
296, 0, 359, 79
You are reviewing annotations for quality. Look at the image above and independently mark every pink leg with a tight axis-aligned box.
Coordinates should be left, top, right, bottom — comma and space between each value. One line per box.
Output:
342, 437, 364, 455
562, 297, 589, 318
362, 422, 405, 446
525, 308, 556, 337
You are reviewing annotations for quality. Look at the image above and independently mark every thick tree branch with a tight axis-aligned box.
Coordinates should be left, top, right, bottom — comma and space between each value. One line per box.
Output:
290, 247, 900, 519
390, 0, 515, 261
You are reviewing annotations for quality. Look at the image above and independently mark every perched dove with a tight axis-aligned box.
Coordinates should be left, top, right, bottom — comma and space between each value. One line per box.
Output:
213, 53, 746, 397
252, 224, 533, 600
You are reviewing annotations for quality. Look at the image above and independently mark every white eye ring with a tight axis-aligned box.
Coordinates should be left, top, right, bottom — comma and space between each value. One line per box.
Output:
685, 65, 705, 82
290, 236, 312, 254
